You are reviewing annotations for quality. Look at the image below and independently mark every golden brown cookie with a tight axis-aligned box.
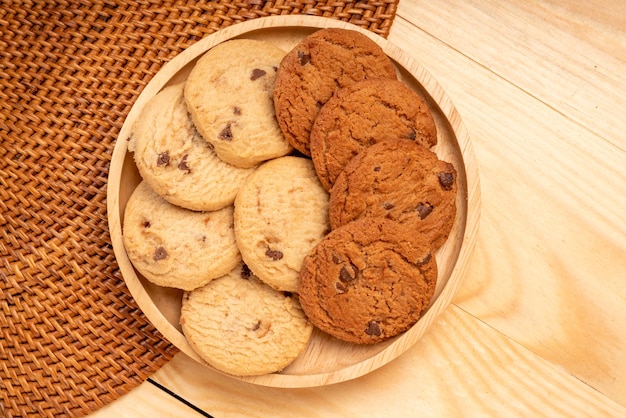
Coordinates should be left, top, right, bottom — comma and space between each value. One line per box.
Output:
184, 39, 291, 168
329, 139, 457, 250
310, 78, 437, 190
122, 181, 240, 291
234, 156, 329, 293
129, 83, 255, 211
273, 28, 397, 156
181, 263, 313, 376
297, 217, 437, 344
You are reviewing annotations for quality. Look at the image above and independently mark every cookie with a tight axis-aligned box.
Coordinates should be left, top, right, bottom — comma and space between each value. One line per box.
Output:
329, 139, 457, 250
234, 156, 329, 293
180, 263, 313, 376
184, 39, 291, 168
122, 181, 240, 291
273, 28, 397, 156
297, 217, 437, 344
129, 83, 255, 211
310, 78, 438, 190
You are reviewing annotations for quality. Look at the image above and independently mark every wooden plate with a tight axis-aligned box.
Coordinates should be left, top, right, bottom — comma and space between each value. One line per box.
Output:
107, 15, 480, 388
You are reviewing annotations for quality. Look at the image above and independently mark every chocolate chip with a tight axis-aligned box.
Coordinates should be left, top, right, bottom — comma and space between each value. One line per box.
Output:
251, 320, 270, 338
265, 248, 283, 261
407, 129, 417, 140
365, 321, 381, 336
382, 201, 395, 210
219, 123, 233, 141
438, 172, 455, 190
240, 263, 252, 280
416, 252, 432, 266
154, 246, 168, 261
233, 106, 241, 115
283, 291, 293, 298
250, 68, 266, 81
272, 65, 278, 72
339, 264, 357, 283
297, 51, 311, 66
157, 152, 170, 167
373, 166, 381, 172
177, 154, 190, 172
332, 253, 343, 264
415, 202, 434, 220
335, 282, 346, 293
142, 221, 151, 228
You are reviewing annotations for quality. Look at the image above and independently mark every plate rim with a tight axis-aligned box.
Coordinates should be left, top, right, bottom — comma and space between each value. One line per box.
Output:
106, 14, 481, 388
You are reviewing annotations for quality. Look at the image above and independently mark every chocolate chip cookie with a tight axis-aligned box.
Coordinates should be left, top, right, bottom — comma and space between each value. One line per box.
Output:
234, 156, 329, 293
297, 217, 437, 344
310, 78, 438, 190
181, 263, 313, 376
185, 39, 291, 168
122, 181, 240, 291
329, 138, 457, 250
130, 83, 255, 211
273, 28, 397, 156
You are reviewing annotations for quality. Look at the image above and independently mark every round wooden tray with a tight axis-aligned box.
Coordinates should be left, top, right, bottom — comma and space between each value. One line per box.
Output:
107, 15, 480, 388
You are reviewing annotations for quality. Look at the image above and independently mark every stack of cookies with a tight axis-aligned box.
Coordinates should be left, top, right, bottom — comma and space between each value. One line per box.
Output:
122, 28, 457, 377
274, 28, 457, 345
124, 38, 320, 377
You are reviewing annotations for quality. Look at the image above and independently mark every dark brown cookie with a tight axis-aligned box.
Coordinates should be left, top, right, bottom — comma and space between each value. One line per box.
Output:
273, 28, 397, 156
329, 139, 457, 250
310, 78, 437, 191
297, 217, 437, 344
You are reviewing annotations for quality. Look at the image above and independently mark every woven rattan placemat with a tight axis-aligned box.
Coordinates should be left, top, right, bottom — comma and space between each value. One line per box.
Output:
0, 1, 398, 417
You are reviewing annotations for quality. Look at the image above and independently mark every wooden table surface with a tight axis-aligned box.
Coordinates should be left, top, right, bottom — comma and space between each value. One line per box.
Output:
93, 1, 626, 416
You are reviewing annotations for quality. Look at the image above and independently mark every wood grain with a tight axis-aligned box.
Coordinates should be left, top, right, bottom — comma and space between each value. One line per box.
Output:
94, 306, 626, 417
391, 3, 626, 406
397, 0, 626, 149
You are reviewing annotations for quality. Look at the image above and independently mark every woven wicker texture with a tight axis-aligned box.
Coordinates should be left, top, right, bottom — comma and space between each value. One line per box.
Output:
0, 1, 398, 417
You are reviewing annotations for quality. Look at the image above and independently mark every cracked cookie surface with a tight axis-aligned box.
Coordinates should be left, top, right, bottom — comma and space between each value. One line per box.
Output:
329, 138, 457, 250
234, 156, 329, 293
122, 181, 240, 291
310, 78, 438, 191
181, 263, 313, 376
273, 28, 397, 156
185, 39, 291, 168
297, 217, 437, 344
